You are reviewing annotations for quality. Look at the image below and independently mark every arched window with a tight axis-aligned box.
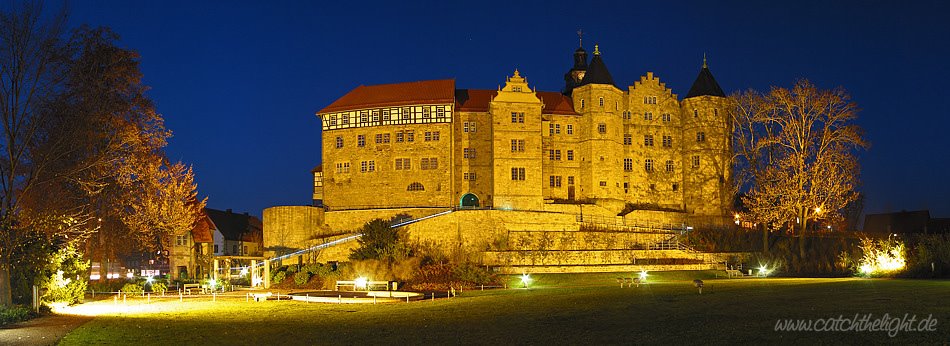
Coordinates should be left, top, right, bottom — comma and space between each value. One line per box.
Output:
407, 182, 425, 191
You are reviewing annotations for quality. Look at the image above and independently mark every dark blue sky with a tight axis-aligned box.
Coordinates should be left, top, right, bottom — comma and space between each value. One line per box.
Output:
61, 1, 950, 219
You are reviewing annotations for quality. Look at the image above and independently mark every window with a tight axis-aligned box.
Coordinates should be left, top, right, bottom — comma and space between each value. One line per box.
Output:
375, 134, 383, 144
424, 131, 440, 141
395, 132, 404, 142
402, 107, 411, 120
624, 182, 629, 193
548, 150, 562, 161
599, 97, 604, 107
624, 158, 633, 172
567, 150, 574, 161
464, 121, 477, 133
422, 106, 431, 118
548, 124, 561, 135
360, 160, 376, 172
420, 158, 438, 170
666, 160, 674, 173
650, 183, 656, 190
645, 159, 654, 172
693, 109, 698, 117
341, 114, 349, 124
359, 111, 368, 123
714, 109, 718, 117
624, 134, 632, 145
382, 109, 390, 121
214, 244, 219, 253
407, 182, 425, 191
395, 158, 411, 170
464, 148, 476, 159
335, 136, 343, 148
623, 111, 631, 120
566, 124, 573, 134
581, 99, 585, 109
696, 131, 706, 142
672, 183, 679, 192
599, 181, 607, 187
511, 112, 525, 123
463, 172, 476, 181
511, 167, 526, 181
437, 107, 446, 118
662, 135, 672, 147
357, 135, 365, 147
598, 123, 607, 134
510, 139, 525, 152
644, 112, 653, 121
549, 176, 562, 187
335, 162, 350, 173
176, 235, 187, 246
406, 131, 414, 142
692, 155, 700, 168
644, 135, 654, 147
329, 115, 337, 126
615, 101, 619, 110
568, 176, 574, 185
371, 110, 380, 122
512, 86, 522, 92
644, 96, 657, 104
368, 161, 376, 172
662, 113, 671, 123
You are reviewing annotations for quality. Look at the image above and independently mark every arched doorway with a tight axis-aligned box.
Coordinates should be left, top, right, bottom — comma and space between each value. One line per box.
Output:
460, 193, 479, 208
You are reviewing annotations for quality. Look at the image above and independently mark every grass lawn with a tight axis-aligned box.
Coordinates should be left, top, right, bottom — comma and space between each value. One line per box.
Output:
59, 275, 949, 345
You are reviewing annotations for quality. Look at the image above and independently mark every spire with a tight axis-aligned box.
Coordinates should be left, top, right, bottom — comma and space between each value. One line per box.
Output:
577, 29, 583, 48
686, 55, 725, 98
578, 44, 615, 87
563, 39, 589, 95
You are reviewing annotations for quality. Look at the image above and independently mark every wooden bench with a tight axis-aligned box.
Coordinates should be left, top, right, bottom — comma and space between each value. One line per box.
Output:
725, 269, 743, 278
616, 277, 634, 288
183, 283, 200, 294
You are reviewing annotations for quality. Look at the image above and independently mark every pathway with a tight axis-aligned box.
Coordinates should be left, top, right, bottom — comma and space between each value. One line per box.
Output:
0, 313, 92, 346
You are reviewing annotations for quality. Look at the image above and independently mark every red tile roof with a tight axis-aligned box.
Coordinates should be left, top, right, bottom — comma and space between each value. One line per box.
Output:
191, 214, 214, 243
455, 89, 578, 115
318, 79, 456, 114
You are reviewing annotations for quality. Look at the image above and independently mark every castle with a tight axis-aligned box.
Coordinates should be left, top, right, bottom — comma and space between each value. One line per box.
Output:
313, 44, 732, 221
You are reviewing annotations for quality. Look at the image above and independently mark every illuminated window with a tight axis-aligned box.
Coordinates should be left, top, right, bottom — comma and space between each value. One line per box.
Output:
662, 135, 672, 148
645, 159, 654, 172
335, 136, 343, 148
644, 135, 654, 147
357, 135, 365, 147
666, 160, 674, 173
511, 167, 526, 181
407, 182, 425, 191
624, 158, 633, 172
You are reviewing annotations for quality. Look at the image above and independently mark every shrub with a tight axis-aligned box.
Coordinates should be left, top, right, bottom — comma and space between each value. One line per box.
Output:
286, 265, 298, 274
294, 271, 310, 286
120, 283, 144, 295
272, 271, 286, 285
88, 280, 126, 293
0, 305, 33, 326
149, 282, 167, 294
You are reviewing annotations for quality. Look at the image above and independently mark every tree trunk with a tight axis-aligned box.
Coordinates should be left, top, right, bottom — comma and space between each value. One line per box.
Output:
799, 208, 808, 259
762, 225, 769, 253
0, 259, 11, 307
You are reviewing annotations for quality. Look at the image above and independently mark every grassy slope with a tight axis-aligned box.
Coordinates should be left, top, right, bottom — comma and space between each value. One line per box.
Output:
61, 277, 949, 345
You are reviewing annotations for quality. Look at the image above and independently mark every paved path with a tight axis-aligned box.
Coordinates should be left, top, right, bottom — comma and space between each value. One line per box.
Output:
0, 314, 92, 346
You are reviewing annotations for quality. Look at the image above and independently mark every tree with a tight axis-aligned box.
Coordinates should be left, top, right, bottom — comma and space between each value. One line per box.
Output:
349, 219, 409, 262
730, 80, 867, 259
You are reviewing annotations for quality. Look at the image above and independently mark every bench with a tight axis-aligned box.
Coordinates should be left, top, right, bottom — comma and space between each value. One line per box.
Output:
725, 269, 743, 278
616, 277, 634, 288
335, 280, 391, 291
252, 292, 273, 302
183, 283, 200, 294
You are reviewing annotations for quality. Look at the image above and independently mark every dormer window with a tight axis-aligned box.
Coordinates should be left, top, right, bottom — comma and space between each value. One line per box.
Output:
512, 86, 522, 92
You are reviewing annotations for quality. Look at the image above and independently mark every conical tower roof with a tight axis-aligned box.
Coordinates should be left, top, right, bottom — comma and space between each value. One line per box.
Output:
578, 44, 615, 87
686, 56, 725, 98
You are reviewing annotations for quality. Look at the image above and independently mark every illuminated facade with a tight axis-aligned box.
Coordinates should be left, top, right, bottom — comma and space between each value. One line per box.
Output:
314, 45, 732, 219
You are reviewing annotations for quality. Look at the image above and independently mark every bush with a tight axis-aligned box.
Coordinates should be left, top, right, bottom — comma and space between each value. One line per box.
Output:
294, 271, 310, 286
272, 271, 286, 285
120, 283, 144, 295
0, 305, 33, 326
149, 282, 167, 294
88, 280, 127, 293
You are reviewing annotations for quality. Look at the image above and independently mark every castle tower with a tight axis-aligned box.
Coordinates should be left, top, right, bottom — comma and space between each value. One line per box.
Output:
571, 45, 624, 202
681, 56, 731, 221
490, 70, 544, 210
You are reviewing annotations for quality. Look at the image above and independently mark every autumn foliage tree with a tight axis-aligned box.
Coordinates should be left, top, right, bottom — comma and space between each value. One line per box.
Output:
0, 3, 203, 306
730, 79, 867, 259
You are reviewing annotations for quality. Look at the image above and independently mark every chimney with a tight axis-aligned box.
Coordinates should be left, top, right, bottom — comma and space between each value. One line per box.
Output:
226, 209, 232, 213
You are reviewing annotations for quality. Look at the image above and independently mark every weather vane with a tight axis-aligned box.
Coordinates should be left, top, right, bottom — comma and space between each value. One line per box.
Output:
577, 29, 583, 47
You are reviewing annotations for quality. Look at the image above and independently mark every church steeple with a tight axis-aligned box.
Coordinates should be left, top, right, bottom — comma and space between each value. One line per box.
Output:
686, 55, 724, 98
562, 31, 589, 95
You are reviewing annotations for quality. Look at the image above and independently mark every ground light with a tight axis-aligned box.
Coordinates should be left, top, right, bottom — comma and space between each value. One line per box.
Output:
146, 276, 154, 284
354, 276, 368, 290
520, 274, 531, 288
639, 271, 648, 281
209, 279, 217, 290
758, 265, 771, 276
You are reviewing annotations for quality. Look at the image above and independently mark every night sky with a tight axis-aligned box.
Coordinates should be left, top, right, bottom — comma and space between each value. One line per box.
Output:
58, 1, 950, 221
